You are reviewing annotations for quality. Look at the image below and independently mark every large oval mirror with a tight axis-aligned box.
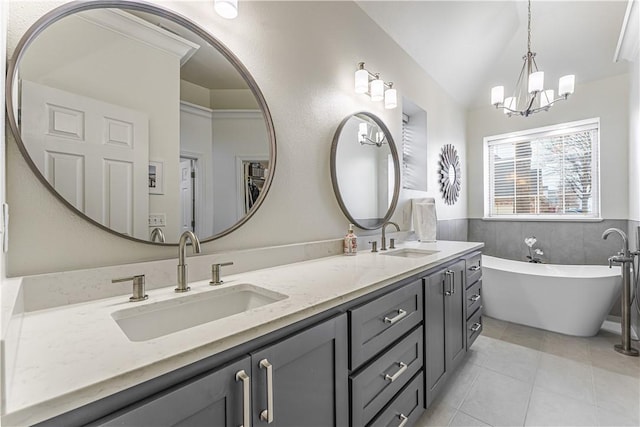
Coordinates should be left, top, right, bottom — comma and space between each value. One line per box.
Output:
6, 1, 276, 245
330, 112, 400, 230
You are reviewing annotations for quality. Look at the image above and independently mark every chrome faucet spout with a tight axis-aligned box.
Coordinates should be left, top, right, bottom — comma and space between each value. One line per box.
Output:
602, 228, 629, 256
381, 221, 400, 251
176, 230, 201, 292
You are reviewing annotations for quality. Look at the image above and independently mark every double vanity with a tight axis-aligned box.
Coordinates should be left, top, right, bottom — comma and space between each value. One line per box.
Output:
2, 2, 484, 426
1, 239, 483, 426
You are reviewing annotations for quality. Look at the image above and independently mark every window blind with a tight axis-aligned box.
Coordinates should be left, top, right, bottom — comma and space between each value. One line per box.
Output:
485, 119, 600, 218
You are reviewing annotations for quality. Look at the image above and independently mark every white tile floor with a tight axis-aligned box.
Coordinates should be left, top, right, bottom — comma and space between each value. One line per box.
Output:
415, 317, 640, 427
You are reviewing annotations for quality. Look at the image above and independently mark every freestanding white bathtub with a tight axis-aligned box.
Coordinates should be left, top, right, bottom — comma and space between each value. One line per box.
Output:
482, 255, 622, 337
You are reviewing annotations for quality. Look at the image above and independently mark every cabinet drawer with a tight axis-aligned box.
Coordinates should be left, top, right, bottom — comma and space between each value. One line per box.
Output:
465, 279, 482, 319
467, 307, 483, 349
350, 279, 423, 369
465, 252, 482, 287
351, 327, 423, 427
367, 371, 425, 427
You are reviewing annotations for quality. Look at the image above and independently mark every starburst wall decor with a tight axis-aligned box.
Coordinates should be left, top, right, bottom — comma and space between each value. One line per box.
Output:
438, 144, 461, 205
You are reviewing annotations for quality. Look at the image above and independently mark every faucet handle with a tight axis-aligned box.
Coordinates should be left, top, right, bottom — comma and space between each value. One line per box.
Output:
210, 262, 234, 286
369, 241, 378, 253
389, 238, 396, 249
112, 275, 148, 302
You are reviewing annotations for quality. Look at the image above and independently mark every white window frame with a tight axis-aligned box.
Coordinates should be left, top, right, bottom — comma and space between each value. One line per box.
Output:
483, 118, 601, 221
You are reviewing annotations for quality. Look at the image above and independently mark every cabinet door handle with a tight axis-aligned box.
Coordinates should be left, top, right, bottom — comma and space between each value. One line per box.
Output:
470, 322, 482, 332
469, 265, 481, 271
469, 294, 481, 302
397, 414, 409, 427
235, 370, 250, 427
444, 270, 454, 295
384, 309, 407, 325
384, 362, 408, 382
259, 359, 274, 423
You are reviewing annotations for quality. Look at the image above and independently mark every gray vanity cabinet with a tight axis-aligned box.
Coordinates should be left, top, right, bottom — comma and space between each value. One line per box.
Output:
96, 357, 251, 426
93, 314, 347, 427
250, 313, 348, 427
424, 260, 466, 407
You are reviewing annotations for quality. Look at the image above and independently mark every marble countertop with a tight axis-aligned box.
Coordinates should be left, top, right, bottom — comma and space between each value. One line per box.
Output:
1, 240, 482, 425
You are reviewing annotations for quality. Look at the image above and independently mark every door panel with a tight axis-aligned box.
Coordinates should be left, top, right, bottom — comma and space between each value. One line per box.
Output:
21, 80, 149, 239
251, 314, 348, 427
96, 356, 251, 426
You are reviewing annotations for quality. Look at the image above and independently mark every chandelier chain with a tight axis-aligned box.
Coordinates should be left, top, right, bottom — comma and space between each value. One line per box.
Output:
527, 0, 532, 53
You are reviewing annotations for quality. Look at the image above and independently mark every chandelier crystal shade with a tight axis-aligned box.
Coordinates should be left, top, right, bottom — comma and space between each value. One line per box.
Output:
354, 62, 397, 109
491, 0, 575, 117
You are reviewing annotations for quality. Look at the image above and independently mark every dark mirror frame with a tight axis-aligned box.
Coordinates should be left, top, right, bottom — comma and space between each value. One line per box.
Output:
5, 0, 277, 246
330, 111, 400, 230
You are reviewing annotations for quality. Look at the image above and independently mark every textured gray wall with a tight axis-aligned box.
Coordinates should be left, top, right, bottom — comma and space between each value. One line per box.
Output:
468, 219, 630, 265
436, 219, 468, 242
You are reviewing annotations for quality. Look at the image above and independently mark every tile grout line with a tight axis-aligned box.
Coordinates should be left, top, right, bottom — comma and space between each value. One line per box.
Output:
521, 349, 542, 427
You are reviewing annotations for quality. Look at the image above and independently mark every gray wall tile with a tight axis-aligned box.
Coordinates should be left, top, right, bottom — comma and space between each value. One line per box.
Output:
467, 219, 632, 266
469, 219, 496, 256
494, 222, 524, 260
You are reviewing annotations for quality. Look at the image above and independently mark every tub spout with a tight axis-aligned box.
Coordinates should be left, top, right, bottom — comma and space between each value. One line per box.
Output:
602, 228, 629, 257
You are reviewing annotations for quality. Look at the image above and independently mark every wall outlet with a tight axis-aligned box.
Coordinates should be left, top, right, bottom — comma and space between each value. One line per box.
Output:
148, 214, 166, 227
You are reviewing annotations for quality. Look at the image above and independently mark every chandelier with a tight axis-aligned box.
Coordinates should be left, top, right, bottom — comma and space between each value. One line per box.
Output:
491, 0, 575, 117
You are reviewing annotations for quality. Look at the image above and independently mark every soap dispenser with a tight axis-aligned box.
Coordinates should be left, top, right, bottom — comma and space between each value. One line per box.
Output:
344, 224, 357, 256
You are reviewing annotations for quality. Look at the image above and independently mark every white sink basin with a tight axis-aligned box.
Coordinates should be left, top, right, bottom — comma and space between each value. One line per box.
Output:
112, 284, 287, 342
381, 248, 440, 258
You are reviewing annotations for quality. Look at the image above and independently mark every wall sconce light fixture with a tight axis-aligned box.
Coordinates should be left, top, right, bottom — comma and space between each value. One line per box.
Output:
215, 0, 238, 19
354, 62, 397, 109
358, 122, 387, 147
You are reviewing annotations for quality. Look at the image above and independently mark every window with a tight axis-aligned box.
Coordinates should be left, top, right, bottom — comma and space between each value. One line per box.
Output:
483, 118, 600, 220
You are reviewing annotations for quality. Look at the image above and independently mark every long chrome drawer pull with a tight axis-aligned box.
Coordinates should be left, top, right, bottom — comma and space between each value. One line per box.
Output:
235, 370, 250, 427
444, 270, 454, 295
398, 414, 409, 427
259, 359, 274, 423
384, 362, 408, 382
384, 309, 407, 324
470, 322, 482, 332
469, 294, 481, 302
469, 265, 481, 271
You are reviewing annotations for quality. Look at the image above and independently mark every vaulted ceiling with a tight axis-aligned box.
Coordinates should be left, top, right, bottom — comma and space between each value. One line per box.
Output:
357, 1, 630, 109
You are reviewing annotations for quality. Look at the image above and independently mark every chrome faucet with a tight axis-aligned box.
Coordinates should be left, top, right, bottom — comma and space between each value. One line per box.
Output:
380, 221, 400, 251
176, 230, 201, 293
602, 227, 638, 357
603, 227, 631, 263
149, 227, 166, 243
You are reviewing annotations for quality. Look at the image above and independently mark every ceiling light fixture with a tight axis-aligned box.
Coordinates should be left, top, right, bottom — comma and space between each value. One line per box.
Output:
214, 0, 238, 19
490, 0, 575, 117
354, 62, 397, 109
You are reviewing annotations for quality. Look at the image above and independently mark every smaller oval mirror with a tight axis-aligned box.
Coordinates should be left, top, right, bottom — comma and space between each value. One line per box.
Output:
330, 112, 400, 230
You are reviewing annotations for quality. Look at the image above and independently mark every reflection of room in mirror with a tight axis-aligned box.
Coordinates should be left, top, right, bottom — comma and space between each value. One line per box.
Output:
11, 5, 274, 243
334, 114, 396, 228
402, 97, 428, 192
243, 161, 269, 213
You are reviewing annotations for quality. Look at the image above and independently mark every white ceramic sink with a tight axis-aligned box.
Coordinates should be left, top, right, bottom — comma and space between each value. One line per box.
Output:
112, 284, 287, 342
381, 248, 440, 258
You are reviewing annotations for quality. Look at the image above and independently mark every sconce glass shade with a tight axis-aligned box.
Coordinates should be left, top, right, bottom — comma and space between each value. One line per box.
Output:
384, 87, 397, 109
540, 89, 554, 108
358, 122, 367, 143
504, 97, 516, 114
370, 79, 384, 101
355, 69, 369, 94
559, 74, 575, 96
528, 71, 544, 93
491, 86, 504, 106
214, 0, 238, 19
